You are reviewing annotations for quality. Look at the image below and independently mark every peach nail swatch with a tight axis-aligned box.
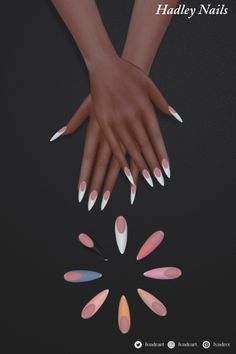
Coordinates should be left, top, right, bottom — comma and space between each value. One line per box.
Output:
136, 231, 164, 261
137, 288, 167, 316
118, 295, 131, 334
81, 289, 109, 319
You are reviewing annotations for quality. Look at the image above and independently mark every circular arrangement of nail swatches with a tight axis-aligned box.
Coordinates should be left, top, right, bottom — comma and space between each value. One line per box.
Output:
63, 217, 182, 334
78, 233, 108, 261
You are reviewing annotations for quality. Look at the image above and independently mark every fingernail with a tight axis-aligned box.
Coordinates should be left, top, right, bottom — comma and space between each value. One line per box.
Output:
50, 126, 67, 142
168, 106, 183, 123
143, 267, 182, 280
137, 288, 167, 317
101, 190, 110, 211
136, 231, 164, 261
81, 289, 109, 319
153, 168, 164, 186
115, 216, 127, 254
142, 169, 154, 187
78, 181, 87, 203
123, 167, 135, 185
88, 190, 98, 211
130, 184, 136, 205
78, 233, 108, 261
64, 270, 102, 283
118, 295, 131, 334
161, 159, 171, 178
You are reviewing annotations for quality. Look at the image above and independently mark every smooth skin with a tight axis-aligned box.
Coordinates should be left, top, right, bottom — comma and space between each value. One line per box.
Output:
51, 0, 180, 208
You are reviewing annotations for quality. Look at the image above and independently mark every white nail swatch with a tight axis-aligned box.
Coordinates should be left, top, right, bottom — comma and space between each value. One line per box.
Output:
115, 216, 127, 254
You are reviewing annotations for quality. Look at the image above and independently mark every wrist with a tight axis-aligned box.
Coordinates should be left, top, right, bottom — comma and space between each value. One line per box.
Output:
86, 46, 119, 73
122, 48, 151, 75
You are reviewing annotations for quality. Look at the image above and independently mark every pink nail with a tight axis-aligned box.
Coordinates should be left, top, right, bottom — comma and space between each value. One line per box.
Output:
142, 169, 154, 187
144, 267, 182, 280
162, 159, 171, 178
153, 168, 164, 186
137, 288, 167, 317
88, 190, 98, 211
136, 231, 164, 261
78, 233, 94, 248
123, 167, 135, 185
81, 289, 109, 319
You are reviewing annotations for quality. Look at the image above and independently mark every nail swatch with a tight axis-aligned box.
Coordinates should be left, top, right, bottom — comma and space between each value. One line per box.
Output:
168, 106, 183, 123
115, 216, 127, 254
118, 295, 131, 334
123, 167, 135, 185
88, 190, 98, 211
78, 233, 108, 261
130, 184, 136, 205
143, 267, 182, 280
153, 168, 164, 186
81, 289, 109, 319
101, 190, 110, 211
50, 126, 67, 142
161, 159, 171, 178
78, 181, 87, 203
137, 288, 167, 316
136, 231, 164, 261
64, 270, 102, 283
142, 169, 154, 187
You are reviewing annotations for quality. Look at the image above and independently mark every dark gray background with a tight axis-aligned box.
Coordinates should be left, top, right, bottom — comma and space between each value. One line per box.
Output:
1, 0, 235, 353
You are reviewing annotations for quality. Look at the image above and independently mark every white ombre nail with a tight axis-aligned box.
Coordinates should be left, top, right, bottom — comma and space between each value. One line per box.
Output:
115, 216, 127, 254
130, 185, 136, 205
153, 168, 164, 186
142, 169, 154, 187
50, 126, 67, 142
78, 181, 87, 203
168, 106, 183, 123
101, 191, 110, 211
123, 167, 135, 185
162, 159, 171, 178
88, 190, 98, 211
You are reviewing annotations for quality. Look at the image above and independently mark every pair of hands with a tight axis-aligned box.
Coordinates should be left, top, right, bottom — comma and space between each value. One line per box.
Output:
50, 55, 182, 210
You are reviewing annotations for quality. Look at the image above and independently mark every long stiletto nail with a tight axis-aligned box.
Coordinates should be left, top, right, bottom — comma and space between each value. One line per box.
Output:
137, 288, 167, 316
118, 295, 131, 334
136, 231, 164, 261
81, 289, 109, 319
142, 169, 154, 187
153, 168, 164, 186
78, 233, 108, 261
115, 216, 127, 254
123, 167, 135, 185
64, 270, 102, 283
130, 184, 136, 205
88, 190, 98, 211
168, 106, 183, 123
161, 159, 171, 178
101, 190, 110, 211
144, 267, 182, 280
50, 126, 67, 142
78, 181, 87, 203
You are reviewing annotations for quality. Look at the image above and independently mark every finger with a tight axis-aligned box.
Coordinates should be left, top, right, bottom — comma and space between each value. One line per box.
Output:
130, 159, 139, 205
88, 140, 112, 211
78, 121, 100, 203
144, 108, 171, 179
103, 126, 135, 185
133, 122, 163, 186
117, 127, 153, 187
49, 97, 90, 142
148, 79, 183, 123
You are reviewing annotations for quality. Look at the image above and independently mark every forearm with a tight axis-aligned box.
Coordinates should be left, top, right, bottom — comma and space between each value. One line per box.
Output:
122, 0, 179, 74
51, 0, 117, 69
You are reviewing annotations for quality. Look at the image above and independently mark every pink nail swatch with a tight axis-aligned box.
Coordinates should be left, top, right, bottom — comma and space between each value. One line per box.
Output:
136, 231, 164, 261
137, 288, 167, 316
144, 267, 182, 280
81, 289, 109, 319
78, 233, 94, 248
